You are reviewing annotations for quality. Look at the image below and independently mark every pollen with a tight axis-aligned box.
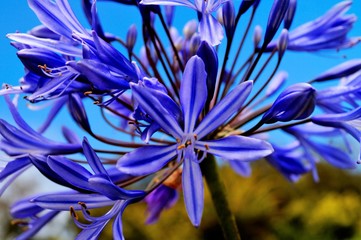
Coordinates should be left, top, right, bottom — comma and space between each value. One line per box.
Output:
177, 144, 186, 150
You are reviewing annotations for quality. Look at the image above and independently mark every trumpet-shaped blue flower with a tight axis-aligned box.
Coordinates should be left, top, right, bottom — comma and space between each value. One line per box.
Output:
117, 56, 273, 226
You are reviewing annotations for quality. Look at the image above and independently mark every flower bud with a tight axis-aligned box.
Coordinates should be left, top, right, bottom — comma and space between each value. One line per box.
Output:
183, 20, 198, 40
312, 59, 361, 82
189, 34, 201, 56
126, 24, 137, 53
222, 1, 235, 39
253, 25, 262, 48
264, 0, 290, 46
284, 0, 297, 30
165, 6, 175, 26
197, 41, 218, 104
277, 29, 289, 59
262, 83, 316, 123
238, 0, 258, 16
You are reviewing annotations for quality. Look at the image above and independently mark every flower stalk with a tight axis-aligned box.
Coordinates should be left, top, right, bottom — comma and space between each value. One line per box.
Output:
201, 155, 241, 240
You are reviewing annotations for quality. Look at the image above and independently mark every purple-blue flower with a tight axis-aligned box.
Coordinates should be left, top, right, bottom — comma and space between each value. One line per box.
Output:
117, 56, 273, 226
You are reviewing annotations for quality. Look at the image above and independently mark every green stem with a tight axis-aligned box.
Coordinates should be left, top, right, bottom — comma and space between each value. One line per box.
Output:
201, 155, 241, 240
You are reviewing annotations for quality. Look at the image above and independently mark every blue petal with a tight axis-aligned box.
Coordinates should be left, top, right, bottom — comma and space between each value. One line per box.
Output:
112, 204, 128, 240
7, 33, 82, 56
311, 143, 357, 169
32, 192, 114, 210
312, 106, 361, 123
75, 222, 108, 240
92, 31, 137, 81
76, 59, 130, 91
38, 97, 68, 133
182, 148, 204, 227
180, 56, 207, 134
16, 211, 59, 240
196, 135, 273, 161
198, 14, 224, 46
131, 83, 183, 138
11, 197, 43, 218
0, 157, 31, 181
195, 81, 253, 139
47, 156, 93, 191
140, 0, 196, 9
117, 145, 177, 175
17, 48, 66, 76
82, 138, 107, 175
88, 175, 145, 200
312, 59, 361, 82
28, 0, 87, 38
30, 155, 87, 192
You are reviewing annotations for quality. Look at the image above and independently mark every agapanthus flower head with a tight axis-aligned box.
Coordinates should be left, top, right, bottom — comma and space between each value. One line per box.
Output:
2, 0, 361, 239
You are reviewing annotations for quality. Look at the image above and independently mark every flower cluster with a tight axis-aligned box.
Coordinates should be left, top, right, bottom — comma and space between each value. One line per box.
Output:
1, 0, 360, 239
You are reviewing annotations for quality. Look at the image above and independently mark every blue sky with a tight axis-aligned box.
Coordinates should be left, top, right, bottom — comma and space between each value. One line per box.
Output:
0, 0, 360, 136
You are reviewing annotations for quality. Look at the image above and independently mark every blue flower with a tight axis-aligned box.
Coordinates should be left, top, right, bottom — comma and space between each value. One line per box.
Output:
266, 1, 360, 52
117, 56, 273, 226
140, 0, 229, 45
14, 138, 146, 239
145, 184, 179, 224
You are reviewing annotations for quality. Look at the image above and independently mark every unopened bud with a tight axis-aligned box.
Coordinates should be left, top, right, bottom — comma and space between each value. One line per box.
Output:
262, 83, 316, 123
277, 29, 289, 59
126, 24, 137, 52
183, 20, 198, 40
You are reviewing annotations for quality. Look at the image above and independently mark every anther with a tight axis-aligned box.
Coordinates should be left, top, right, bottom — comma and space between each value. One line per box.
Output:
194, 134, 198, 140
205, 144, 210, 150
11, 219, 29, 226
38, 64, 52, 73
70, 206, 79, 220
84, 91, 93, 96
78, 202, 87, 209
177, 144, 186, 150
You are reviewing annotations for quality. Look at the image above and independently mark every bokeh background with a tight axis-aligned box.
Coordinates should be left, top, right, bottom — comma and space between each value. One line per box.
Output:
1, 0, 361, 239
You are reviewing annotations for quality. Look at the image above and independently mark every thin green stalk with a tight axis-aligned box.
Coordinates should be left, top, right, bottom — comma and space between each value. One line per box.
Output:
201, 155, 241, 240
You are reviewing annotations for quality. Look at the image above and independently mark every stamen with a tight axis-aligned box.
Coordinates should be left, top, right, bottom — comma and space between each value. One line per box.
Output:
38, 64, 51, 73
78, 201, 87, 209
11, 219, 29, 226
177, 144, 186, 150
70, 206, 79, 220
